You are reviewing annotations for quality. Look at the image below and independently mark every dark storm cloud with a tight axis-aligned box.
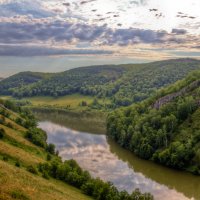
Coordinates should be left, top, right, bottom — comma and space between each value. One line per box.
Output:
0, 20, 173, 46
103, 28, 167, 46
0, 21, 107, 43
0, 45, 113, 56
171, 28, 187, 35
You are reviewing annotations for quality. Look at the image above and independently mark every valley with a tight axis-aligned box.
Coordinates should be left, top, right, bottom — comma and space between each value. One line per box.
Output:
1, 58, 200, 200
1, 0, 200, 199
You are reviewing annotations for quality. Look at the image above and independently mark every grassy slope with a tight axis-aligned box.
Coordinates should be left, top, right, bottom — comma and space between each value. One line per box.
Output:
0, 94, 110, 111
0, 107, 91, 200
0, 161, 91, 200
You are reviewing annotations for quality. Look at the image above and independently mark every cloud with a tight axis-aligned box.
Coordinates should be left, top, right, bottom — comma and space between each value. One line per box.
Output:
0, 45, 114, 56
171, 29, 187, 35
103, 28, 167, 46
0, 20, 107, 44
0, 0, 54, 18
0, 19, 178, 47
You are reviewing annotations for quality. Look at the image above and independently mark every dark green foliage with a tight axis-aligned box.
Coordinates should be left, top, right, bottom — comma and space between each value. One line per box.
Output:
38, 159, 153, 200
107, 71, 200, 172
25, 128, 47, 148
0, 128, 5, 139
15, 160, 21, 167
46, 143, 56, 155
42, 171, 50, 179
3, 155, 8, 161
0, 71, 52, 96
15, 117, 23, 126
0, 99, 37, 130
152, 142, 194, 169
1, 59, 200, 108
46, 153, 52, 161
0, 109, 10, 118
27, 165, 38, 174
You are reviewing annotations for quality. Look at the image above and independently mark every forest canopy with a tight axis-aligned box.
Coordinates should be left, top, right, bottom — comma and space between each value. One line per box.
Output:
1, 59, 200, 108
107, 70, 200, 174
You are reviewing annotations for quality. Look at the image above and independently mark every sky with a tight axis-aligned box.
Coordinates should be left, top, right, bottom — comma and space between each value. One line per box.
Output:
0, 0, 200, 77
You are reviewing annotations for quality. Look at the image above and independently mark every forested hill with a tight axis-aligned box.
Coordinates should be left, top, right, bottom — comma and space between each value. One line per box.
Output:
0, 72, 53, 94
107, 70, 200, 174
1, 58, 200, 107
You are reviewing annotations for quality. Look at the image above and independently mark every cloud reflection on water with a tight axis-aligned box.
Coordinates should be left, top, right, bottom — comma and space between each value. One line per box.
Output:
39, 121, 191, 200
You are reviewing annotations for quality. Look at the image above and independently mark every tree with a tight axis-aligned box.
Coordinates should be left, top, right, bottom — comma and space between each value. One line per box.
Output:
46, 143, 56, 155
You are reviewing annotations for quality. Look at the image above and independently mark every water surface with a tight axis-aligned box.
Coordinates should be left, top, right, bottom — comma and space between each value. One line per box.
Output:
36, 111, 200, 200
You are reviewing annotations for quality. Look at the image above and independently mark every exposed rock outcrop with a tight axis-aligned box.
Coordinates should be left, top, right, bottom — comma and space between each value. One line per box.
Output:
153, 80, 200, 109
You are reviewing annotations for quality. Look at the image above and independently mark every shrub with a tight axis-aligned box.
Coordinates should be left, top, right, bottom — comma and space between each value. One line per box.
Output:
0, 128, 5, 139
27, 165, 38, 174
25, 128, 47, 148
38, 160, 154, 200
15, 160, 21, 167
15, 117, 24, 126
46, 143, 55, 155
47, 154, 52, 161
42, 171, 50, 179
3, 156, 8, 161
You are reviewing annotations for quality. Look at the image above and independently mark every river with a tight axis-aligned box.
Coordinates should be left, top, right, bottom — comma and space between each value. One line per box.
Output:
35, 110, 200, 200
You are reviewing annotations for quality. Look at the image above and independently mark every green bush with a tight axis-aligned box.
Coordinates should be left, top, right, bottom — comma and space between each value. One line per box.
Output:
25, 128, 47, 148
27, 165, 38, 175
3, 155, 8, 161
15, 160, 21, 168
46, 143, 55, 155
0, 128, 5, 139
46, 153, 52, 161
38, 159, 153, 200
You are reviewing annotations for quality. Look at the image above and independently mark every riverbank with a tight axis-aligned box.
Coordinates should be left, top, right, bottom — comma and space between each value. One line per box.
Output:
37, 111, 200, 200
33, 107, 107, 134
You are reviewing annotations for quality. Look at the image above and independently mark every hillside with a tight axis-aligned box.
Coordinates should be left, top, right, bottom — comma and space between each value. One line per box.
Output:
1, 59, 200, 108
0, 100, 91, 200
107, 70, 200, 174
0, 99, 153, 200
0, 72, 53, 95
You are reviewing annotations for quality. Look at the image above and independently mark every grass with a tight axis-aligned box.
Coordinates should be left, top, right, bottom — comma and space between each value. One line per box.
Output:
25, 94, 95, 108
0, 114, 26, 132
0, 105, 92, 200
0, 160, 92, 200
0, 94, 110, 110
0, 140, 44, 166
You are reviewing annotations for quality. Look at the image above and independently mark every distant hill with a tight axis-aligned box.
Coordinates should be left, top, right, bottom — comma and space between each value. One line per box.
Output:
107, 70, 200, 174
1, 58, 200, 107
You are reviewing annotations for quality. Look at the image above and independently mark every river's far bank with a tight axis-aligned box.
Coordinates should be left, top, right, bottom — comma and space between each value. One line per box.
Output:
33, 107, 107, 134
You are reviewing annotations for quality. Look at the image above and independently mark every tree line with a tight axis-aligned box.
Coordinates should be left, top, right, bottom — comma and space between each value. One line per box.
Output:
107, 71, 200, 174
